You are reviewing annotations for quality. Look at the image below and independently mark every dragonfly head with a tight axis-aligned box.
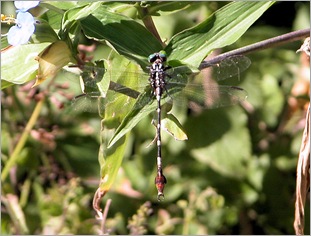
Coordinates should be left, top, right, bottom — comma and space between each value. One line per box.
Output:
148, 50, 167, 63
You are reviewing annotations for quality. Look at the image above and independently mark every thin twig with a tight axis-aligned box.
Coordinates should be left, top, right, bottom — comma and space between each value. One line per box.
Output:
136, 4, 166, 48
100, 199, 112, 235
200, 28, 310, 69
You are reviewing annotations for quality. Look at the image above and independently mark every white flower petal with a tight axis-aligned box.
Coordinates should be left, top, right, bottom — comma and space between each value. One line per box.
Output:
7, 26, 29, 46
14, 1, 40, 12
16, 12, 35, 25
7, 12, 35, 46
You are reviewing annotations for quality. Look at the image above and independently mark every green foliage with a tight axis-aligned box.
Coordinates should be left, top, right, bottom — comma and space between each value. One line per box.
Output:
1, 1, 310, 235
1, 43, 50, 88
166, 1, 274, 67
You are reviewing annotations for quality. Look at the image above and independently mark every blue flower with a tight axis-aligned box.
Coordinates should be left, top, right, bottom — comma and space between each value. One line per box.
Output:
7, 12, 35, 46
14, 1, 40, 13
7, 1, 40, 46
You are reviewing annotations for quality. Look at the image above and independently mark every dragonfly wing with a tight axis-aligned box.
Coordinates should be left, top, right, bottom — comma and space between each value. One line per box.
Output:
166, 81, 247, 109
70, 94, 103, 113
214, 55, 251, 81
66, 64, 150, 114
65, 56, 250, 113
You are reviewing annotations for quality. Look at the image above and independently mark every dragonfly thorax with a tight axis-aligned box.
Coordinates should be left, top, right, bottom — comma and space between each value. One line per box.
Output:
148, 54, 168, 97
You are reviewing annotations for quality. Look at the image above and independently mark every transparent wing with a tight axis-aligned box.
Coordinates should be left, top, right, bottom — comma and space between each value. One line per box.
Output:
66, 55, 250, 113
198, 55, 251, 81
165, 74, 248, 109
164, 55, 250, 109
66, 63, 149, 114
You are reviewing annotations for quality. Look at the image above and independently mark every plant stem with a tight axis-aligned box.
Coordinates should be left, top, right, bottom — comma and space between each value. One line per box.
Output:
200, 28, 310, 69
100, 198, 112, 235
136, 4, 166, 48
1, 97, 45, 182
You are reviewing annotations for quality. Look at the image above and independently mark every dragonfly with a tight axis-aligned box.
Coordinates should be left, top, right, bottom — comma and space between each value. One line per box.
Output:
65, 51, 250, 200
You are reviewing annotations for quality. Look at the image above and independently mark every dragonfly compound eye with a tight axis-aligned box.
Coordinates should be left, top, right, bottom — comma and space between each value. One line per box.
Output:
148, 51, 167, 63
148, 53, 157, 63
159, 50, 167, 62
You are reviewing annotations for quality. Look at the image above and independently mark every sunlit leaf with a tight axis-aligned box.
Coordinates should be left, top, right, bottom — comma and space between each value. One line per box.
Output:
33, 41, 75, 87
98, 129, 129, 193
165, 1, 275, 67
62, 2, 162, 69
161, 113, 188, 141
108, 91, 156, 148
1, 43, 50, 89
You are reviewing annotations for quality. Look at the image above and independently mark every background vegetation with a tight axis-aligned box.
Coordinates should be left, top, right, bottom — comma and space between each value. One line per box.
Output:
1, 1, 310, 234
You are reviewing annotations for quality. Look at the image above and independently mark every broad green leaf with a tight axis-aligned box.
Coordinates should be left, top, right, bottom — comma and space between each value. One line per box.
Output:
98, 128, 129, 193
75, 3, 163, 68
97, 55, 152, 201
165, 1, 275, 67
1, 43, 50, 89
100, 55, 145, 122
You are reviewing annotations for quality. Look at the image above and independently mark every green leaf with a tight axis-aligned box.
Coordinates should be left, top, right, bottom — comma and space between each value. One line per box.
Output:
162, 113, 188, 141
108, 91, 156, 148
98, 129, 129, 193
1, 34, 9, 50
99, 55, 145, 121
61, 2, 102, 28
39, 5, 65, 30
165, 1, 275, 67
142, 1, 193, 15
78, 60, 107, 97
74, 3, 163, 68
31, 19, 59, 43
1, 43, 51, 89
41, 1, 88, 11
